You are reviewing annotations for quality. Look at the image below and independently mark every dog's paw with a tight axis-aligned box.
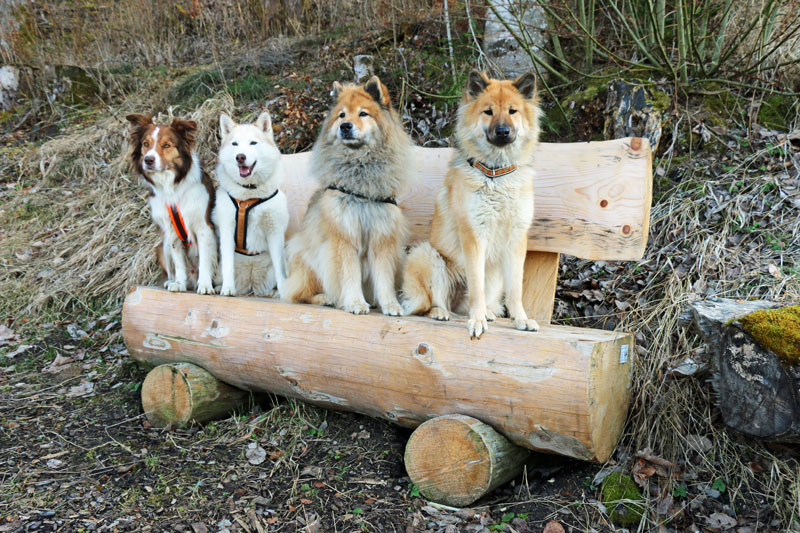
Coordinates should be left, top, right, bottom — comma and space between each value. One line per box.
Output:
514, 317, 539, 332
310, 294, 334, 307
467, 316, 488, 339
485, 309, 497, 322
427, 306, 450, 321
196, 283, 215, 295
381, 301, 404, 317
266, 288, 280, 299
342, 300, 370, 315
166, 280, 187, 292
220, 285, 236, 297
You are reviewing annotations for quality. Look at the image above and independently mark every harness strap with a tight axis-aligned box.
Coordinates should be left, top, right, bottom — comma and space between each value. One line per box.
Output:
326, 185, 397, 205
167, 203, 192, 245
467, 158, 517, 179
228, 190, 279, 256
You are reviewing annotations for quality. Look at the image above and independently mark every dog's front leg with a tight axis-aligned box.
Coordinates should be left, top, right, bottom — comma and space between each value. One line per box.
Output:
196, 227, 217, 295
336, 242, 369, 315
267, 231, 286, 298
167, 238, 189, 292
368, 239, 403, 316
218, 221, 237, 296
460, 227, 488, 339
504, 233, 538, 332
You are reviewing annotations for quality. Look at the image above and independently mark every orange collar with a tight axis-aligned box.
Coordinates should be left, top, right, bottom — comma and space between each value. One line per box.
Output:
228, 191, 279, 255
167, 203, 192, 245
467, 158, 517, 178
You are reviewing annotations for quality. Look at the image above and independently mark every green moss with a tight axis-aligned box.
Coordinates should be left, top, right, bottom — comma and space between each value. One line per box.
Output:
647, 89, 671, 113
702, 89, 745, 127
600, 473, 645, 526
757, 94, 793, 131
738, 306, 800, 365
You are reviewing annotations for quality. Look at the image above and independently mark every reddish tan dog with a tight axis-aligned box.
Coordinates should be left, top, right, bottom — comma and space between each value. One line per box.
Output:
402, 70, 541, 339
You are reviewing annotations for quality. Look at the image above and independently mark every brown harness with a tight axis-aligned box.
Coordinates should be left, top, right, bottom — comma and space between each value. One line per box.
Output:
467, 158, 517, 178
228, 190, 279, 255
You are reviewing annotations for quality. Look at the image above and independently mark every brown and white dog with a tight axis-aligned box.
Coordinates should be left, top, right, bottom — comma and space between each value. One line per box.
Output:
282, 76, 413, 315
402, 70, 541, 338
126, 114, 217, 294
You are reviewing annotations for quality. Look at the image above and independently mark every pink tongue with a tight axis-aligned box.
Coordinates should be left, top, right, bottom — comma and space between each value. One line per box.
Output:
239, 165, 251, 177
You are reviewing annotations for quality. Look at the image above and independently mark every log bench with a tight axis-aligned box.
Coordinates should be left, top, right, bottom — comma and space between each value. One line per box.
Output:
122, 138, 653, 506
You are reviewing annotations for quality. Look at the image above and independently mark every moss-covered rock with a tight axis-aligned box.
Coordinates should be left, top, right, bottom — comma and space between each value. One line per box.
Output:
738, 305, 800, 365
600, 473, 645, 526
757, 94, 793, 131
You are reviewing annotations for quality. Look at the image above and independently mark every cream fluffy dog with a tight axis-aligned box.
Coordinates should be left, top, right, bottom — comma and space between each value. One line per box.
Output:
212, 112, 288, 297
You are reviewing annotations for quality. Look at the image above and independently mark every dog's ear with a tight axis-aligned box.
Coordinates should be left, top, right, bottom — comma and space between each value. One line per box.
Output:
219, 114, 235, 138
171, 119, 198, 148
331, 81, 344, 101
466, 70, 489, 99
126, 113, 152, 127
255, 111, 273, 140
512, 72, 537, 100
364, 76, 390, 107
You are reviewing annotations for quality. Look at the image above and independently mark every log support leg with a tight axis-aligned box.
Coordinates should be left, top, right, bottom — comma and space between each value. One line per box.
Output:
404, 414, 531, 507
141, 363, 249, 428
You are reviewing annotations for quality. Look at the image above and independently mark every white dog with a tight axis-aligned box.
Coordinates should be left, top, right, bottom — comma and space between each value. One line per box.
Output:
212, 112, 288, 297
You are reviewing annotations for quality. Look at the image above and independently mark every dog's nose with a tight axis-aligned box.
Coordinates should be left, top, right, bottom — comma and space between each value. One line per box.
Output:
339, 122, 353, 133
236, 153, 246, 164
494, 125, 510, 139
144, 155, 155, 167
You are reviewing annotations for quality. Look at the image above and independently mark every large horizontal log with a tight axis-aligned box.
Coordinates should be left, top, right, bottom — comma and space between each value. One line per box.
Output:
122, 286, 635, 462
282, 138, 652, 261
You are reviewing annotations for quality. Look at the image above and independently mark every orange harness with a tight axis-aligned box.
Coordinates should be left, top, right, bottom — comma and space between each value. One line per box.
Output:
167, 203, 192, 245
228, 190, 279, 255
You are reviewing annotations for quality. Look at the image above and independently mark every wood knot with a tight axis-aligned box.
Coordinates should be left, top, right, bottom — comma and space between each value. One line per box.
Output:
600, 199, 608, 208
630, 138, 642, 151
416, 343, 430, 355
622, 224, 632, 235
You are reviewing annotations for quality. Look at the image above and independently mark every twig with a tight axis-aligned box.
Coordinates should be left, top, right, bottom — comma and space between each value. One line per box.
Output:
443, 0, 457, 85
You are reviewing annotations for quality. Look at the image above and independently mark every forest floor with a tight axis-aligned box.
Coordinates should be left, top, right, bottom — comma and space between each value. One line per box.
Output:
2, 13, 800, 533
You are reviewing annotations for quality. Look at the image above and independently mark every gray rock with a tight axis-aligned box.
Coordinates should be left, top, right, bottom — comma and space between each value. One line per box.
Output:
0, 65, 18, 111
484, 0, 549, 79
354, 55, 374, 84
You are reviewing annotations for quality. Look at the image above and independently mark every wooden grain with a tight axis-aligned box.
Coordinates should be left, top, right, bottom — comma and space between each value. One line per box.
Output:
141, 362, 248, 428
404, 414, 531, 506
123, 286, 635, 461
522, 251, 560, 324
282, 138, 652, 261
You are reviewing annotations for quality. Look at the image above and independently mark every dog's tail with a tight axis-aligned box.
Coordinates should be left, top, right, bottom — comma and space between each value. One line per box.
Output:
401, 241, 448, 316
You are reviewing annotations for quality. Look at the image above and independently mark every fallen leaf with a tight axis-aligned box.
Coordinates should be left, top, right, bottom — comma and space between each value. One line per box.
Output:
0, 325, 15, 341
3, 344, 33, 358
117, 464, 135, 473
66, 380, 94, 397
668, 356, 706, 378
46, 458, 63, 469
768, 264, 782, 279
190, 523, 208, 533
706, 512, 737, 530
299, 498, 312, 505
543, 521, 565, 533
42, 354, 73, 373
245, 442, 266, 465
686, 434, 713, 453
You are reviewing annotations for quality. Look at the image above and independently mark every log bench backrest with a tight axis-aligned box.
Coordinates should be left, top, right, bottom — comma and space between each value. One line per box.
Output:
281, 137, 653, 322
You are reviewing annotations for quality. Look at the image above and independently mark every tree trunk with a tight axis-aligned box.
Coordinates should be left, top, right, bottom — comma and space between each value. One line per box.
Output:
687, 298, 800, 441
404, 414, 531, 506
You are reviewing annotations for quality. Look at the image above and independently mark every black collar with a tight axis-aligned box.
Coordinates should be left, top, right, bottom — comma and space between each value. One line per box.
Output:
466, 158, 518, 179
241, 183, 257, 190
327, 185, 397, 205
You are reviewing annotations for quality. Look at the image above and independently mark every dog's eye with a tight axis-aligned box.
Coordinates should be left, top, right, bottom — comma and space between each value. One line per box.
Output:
232, 142, 238, 146
339, 111, 346, 119
509, 109, 517, 115
162, 143, 171, 149
483, 109, 493, 116
250, 141, 257, 145
359, 111, 369, 117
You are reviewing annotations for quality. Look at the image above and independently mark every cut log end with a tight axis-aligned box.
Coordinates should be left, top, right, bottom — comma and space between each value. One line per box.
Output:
141, 363, 248, 428
404, 414, 530, 507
